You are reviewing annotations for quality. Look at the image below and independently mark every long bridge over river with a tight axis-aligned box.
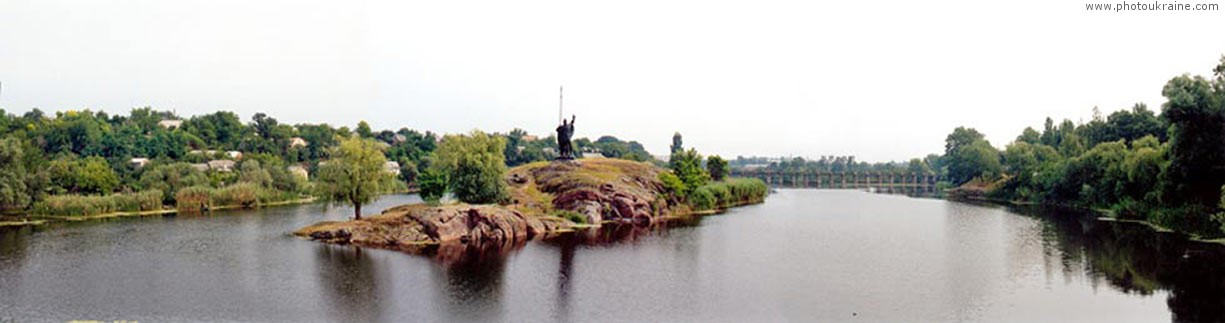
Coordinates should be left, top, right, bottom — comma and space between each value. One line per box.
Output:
730, 169, 944, 194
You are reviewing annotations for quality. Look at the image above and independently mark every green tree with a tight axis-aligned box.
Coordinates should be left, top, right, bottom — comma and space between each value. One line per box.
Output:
669, 148, 709, 196
1159, 69, 1225, 208
139, 162, 209, 203
315, 137, 392, 219
356, 121, 374, 139
706, 155, 728, 181
428, 131, 509, 204
943, 127, 1002, 185
0, 137, 32, 210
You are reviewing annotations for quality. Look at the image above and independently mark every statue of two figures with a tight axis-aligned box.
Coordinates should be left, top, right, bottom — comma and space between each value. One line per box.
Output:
555, 115, 576, 160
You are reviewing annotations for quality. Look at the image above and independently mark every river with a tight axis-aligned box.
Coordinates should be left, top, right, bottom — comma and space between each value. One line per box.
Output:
1, 190, 1222, 322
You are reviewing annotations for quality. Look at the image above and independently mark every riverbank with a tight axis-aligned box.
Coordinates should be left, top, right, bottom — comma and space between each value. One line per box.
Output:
945, 185, 1225, 246
2, 196, 321, 227
296, 158, 768, 251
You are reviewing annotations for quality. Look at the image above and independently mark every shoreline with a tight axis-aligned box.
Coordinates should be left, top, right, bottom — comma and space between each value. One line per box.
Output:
4, 196, 323, 227
944, 193, 1225, 247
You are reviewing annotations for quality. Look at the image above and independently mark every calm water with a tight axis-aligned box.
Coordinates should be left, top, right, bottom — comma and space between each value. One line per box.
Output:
1, 190, 1223, 322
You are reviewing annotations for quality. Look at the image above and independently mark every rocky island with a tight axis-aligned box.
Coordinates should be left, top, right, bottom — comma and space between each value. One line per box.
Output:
295, 158, 766, 253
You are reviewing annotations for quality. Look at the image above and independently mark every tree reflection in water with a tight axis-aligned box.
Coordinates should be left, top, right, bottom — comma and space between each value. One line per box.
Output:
314, 245, 382, 322
1013, 205, 1225, 322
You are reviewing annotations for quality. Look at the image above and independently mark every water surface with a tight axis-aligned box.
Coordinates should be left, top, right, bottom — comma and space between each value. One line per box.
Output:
1, 190, 1222, 322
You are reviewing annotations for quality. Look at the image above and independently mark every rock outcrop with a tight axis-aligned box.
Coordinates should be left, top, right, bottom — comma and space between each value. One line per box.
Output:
297, 158, 683, 252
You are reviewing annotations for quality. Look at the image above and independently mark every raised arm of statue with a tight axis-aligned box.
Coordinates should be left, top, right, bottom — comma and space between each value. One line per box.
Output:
570, 115, 576, 125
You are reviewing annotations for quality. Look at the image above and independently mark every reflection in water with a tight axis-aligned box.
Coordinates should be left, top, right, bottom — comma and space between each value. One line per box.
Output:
1012, 205, 1225, 323
315, 245, 383, 323
3, 191, 1225, 321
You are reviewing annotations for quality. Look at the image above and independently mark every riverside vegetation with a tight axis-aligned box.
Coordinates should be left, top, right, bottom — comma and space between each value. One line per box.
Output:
0, 104, 757, 233
936, 56, 1225, 239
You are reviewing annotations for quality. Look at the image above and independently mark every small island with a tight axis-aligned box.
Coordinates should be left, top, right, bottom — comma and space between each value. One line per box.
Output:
297, 127, 767, 254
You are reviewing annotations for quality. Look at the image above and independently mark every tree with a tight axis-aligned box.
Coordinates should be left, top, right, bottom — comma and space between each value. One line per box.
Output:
942, 127, 1001, 185
706, 155, 728, 181
356, 121, 374, 139
139, 162, 210, 203
428, 131, 509, 204
315, 137, 392, 219
669, 148, 709, 196
1159, 72, 1225, 207
47, 156, 120, 195
0, 137, 32, 210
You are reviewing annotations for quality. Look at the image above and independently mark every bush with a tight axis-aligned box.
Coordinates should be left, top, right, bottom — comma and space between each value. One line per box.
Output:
213, 183, 260, 208
418, 169, 448, 202
552, 210, 587, 224
33, 190, 164, 216
175, 185, 214, 212
688, 186, 717, 211
687, 178, 768, 211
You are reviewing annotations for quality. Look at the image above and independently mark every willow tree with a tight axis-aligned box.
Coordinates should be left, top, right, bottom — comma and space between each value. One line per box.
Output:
315, 137, 391, 219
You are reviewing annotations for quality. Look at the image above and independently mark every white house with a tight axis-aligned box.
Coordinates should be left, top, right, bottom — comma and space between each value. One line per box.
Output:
289, 137, 308, 148
158, 120, 183, 129
384, 161, 401, 175
129, 158, 150, 168
207, 160, 236, 172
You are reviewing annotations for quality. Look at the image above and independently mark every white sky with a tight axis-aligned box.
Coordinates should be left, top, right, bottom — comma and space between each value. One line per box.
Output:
1, 0, 1223, 162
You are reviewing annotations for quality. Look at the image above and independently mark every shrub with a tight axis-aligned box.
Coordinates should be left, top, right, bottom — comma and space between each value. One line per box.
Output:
213, 183, 260, 208
175, 185, 214, 212
552, 210, 587, 224
688, 186, 717, 211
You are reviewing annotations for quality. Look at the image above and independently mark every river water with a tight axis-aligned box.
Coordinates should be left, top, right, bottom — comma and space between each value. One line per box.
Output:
1, 190, 1223, 322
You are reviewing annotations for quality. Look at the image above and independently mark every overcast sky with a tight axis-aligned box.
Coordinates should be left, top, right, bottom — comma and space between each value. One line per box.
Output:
1, 0, 1223, 161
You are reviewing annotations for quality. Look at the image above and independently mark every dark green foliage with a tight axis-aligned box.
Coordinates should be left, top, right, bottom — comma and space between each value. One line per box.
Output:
706, 155, 728, 181
418, 169, 448, 202
942, 127, 1001, 185
0, 137, 32, 210
139, 162, 209, 204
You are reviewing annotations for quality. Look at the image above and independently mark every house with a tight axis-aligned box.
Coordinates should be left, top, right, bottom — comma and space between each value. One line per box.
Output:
129, 158, 150, 168
158, 120, 183, 129
287, 165, 309, 179
289, 137, 308, 148
521, 135, 539, 142
582, 152, 604, 159
207, 160, 236, 172
384, 161, 401, 175
190, 163, 210, 172
226, 151, 243, 160
393, 134, 407, 143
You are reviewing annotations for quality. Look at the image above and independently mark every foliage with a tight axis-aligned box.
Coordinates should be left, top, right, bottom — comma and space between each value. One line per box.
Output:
706, 155, 728, 181
689, 178, 768, 211
429, 130, 509, 204
551, 210, 587, 224
418, 169, 448, 202
139, 162, 209, 203
314, 137, 393, 219
0, 137, 32, 210
175, 185, 214, 212
33, 190, 162, 216
669, 148, 710, 196
942, 127, 1002, 185
657, 171, 686, 202
47, 156, 121, 195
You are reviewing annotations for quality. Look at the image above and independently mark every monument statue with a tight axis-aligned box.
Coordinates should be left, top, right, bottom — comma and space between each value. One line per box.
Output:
556, 114, 575, 160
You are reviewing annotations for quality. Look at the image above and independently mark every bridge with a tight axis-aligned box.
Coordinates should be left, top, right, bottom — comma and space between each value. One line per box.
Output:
730, 169, 943, 194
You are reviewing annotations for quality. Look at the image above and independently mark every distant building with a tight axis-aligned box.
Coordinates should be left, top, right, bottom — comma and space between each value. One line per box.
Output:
384, 161, 401, 175
158, 120, 183, 129
393, 134, 407, 143
521, 135, 539, 142
226, 151, 243, 160
129, 158, 150, 168
289, 137, 308, 148
190, 163, 209, 172
207, 160, 236, 172
287, 165, 309, 179
582, 152, 603, 159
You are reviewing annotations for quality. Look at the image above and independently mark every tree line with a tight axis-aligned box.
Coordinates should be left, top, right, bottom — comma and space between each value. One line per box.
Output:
939, 56, 1225, 237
